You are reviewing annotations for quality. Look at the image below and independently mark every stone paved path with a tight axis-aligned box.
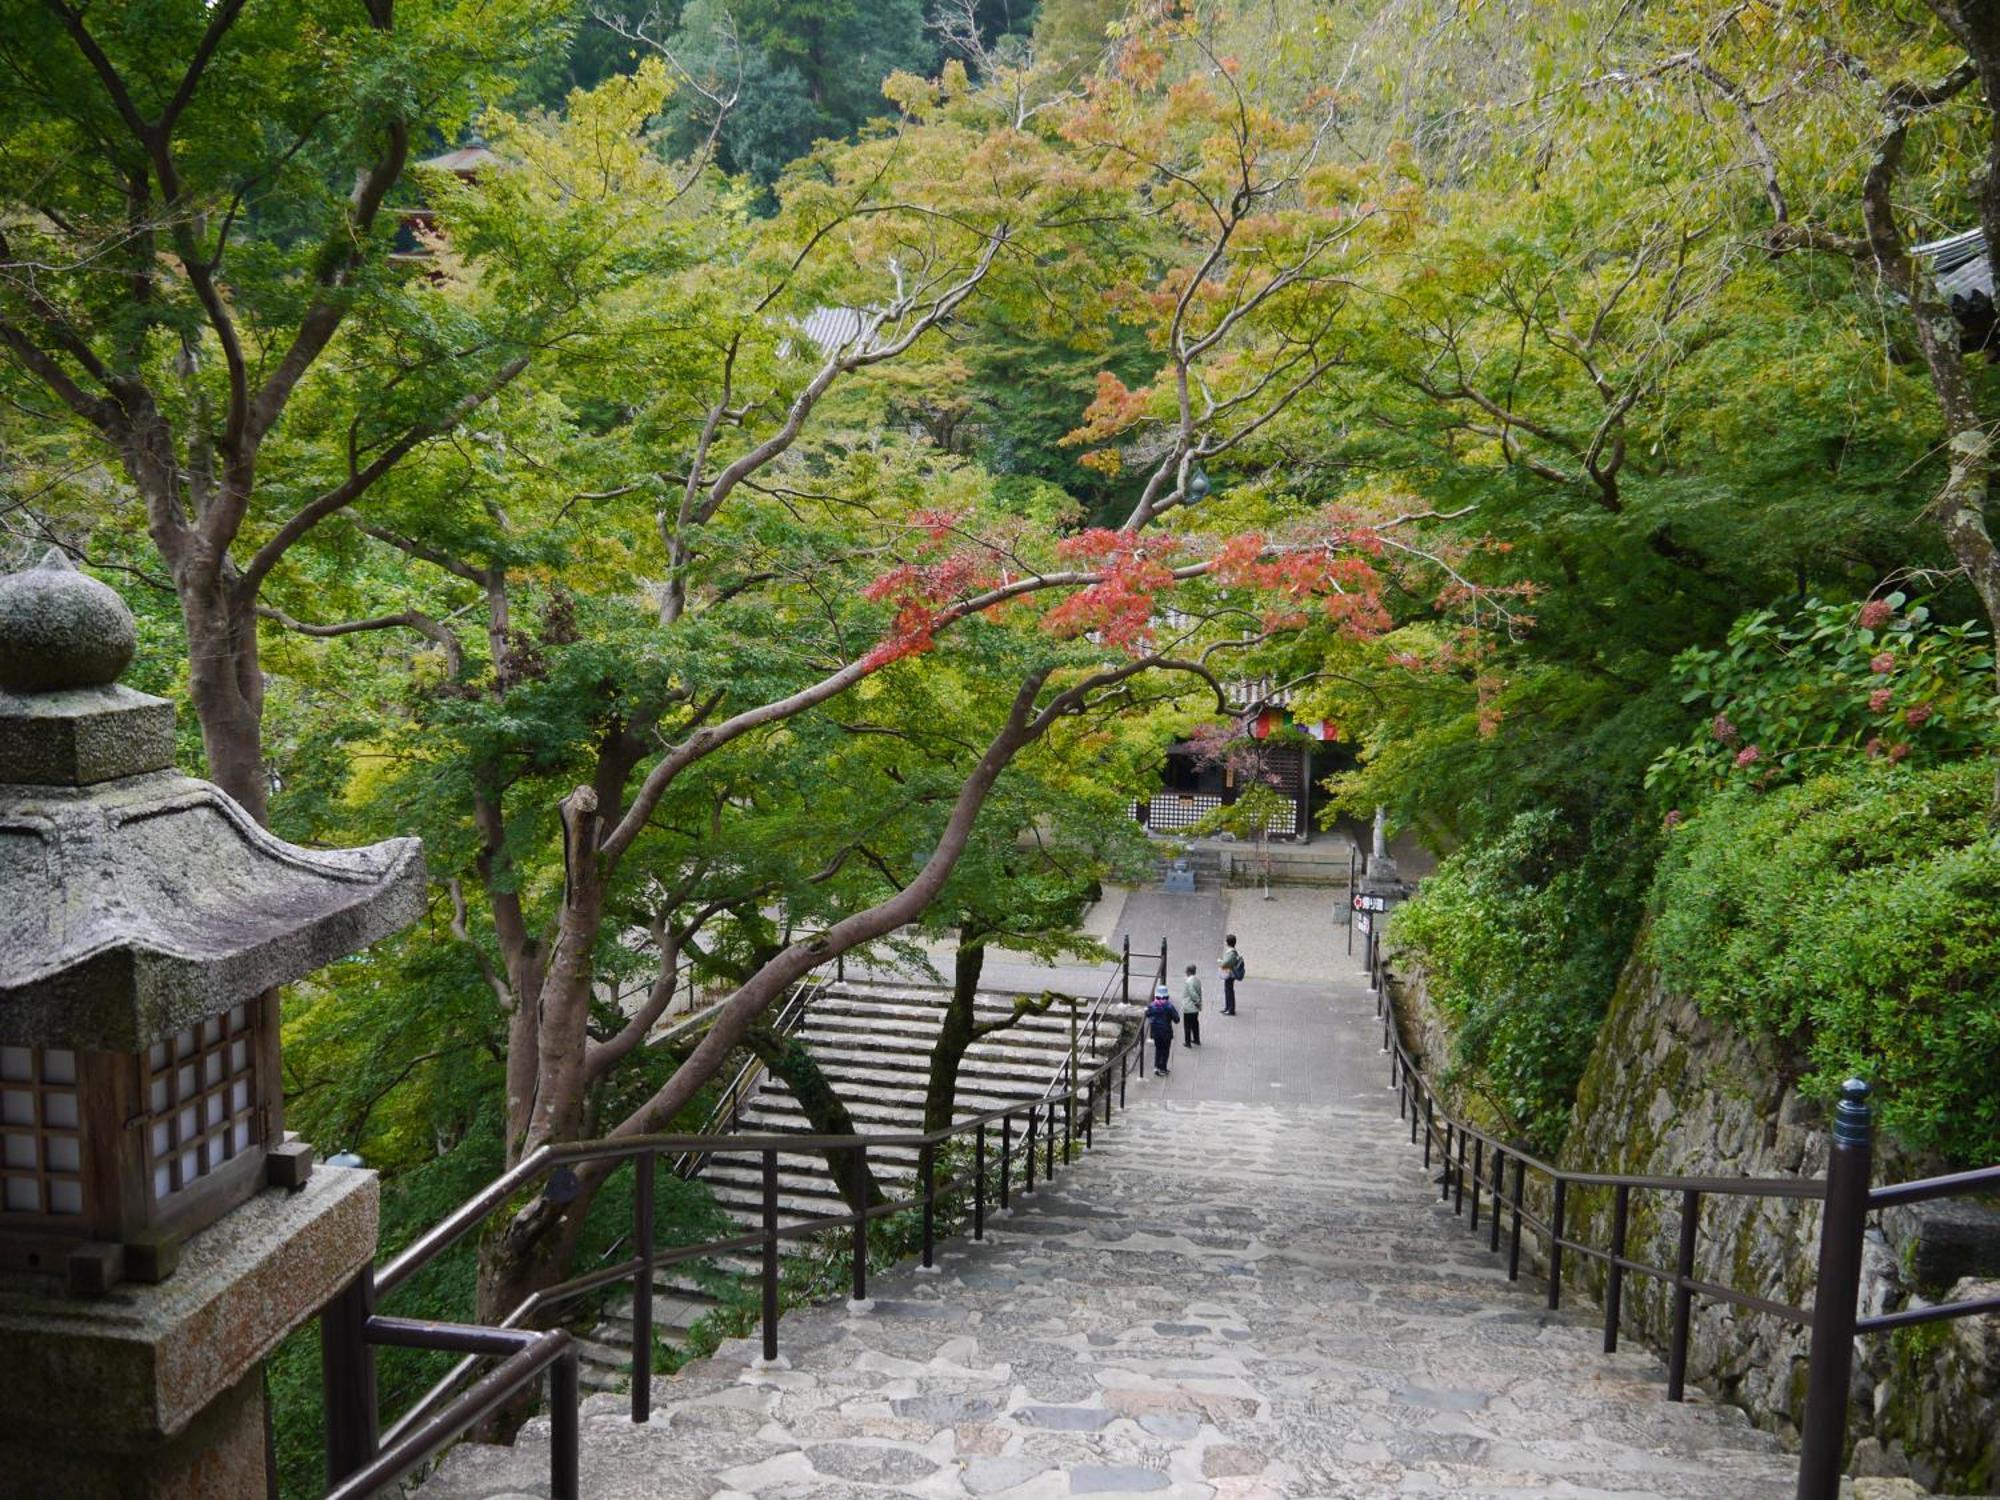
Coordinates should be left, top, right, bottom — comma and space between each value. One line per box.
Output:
422, 966, 1802, 1500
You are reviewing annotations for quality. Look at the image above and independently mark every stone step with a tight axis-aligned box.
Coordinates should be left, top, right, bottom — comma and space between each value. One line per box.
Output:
795, 1015, 1108, 1055
700, 1146, 924, 1178
796, 1021, 1115, 1058
806, 990, 1112, 1029
568, 987, 1131, 1392
788, 1047, 1107, 1090
748, 1074, 1076, 1116
734, 1092, 1076, 1137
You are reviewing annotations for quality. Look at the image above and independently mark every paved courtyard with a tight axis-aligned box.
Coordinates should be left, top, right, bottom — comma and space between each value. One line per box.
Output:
423, 955, 1802, 1499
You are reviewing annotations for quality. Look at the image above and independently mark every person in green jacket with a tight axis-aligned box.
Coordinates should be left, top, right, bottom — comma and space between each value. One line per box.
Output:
1181, 963, 1203, 1047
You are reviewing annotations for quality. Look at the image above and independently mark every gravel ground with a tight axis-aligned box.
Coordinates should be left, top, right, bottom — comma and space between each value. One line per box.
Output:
1221, 885, 1354, 983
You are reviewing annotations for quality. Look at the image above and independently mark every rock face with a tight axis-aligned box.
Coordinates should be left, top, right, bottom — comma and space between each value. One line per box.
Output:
1392, 953, 2000, 1493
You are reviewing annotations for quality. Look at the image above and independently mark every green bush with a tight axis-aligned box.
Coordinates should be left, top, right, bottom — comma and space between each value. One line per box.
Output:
1649, 761, 2000, 1166
1394, 807, 1655, 1154
1647, 594, 1999, 812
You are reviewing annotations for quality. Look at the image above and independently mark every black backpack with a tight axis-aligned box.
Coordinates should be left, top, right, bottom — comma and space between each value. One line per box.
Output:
1230, 951, 1246, 980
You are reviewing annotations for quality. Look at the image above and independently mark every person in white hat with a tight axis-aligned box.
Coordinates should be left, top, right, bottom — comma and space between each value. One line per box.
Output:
1144, 982, 1180, 1076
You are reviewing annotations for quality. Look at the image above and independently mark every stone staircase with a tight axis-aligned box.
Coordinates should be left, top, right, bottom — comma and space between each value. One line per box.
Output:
422, 1096, 1816, 1500
577, 981, 1131, 1390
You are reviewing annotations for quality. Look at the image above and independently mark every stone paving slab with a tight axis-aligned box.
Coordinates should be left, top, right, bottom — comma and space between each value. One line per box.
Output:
1220, 889, 1351, 985
422, 1081, 1804, 1499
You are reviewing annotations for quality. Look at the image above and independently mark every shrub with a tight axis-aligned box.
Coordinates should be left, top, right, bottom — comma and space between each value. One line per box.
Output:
1394, 806, 1655, 1154
1647, 594, 1998, 813
1649, 761, 2000, 1166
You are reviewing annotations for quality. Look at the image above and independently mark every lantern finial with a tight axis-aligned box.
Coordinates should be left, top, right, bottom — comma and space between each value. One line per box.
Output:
0, 547, 138, 693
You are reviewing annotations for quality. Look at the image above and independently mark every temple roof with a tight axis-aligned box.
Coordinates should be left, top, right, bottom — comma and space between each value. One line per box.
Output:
1914, 227, 1993, 307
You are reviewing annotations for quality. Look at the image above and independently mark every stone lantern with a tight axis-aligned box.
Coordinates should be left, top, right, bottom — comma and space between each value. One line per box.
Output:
0, 549, 423, 1497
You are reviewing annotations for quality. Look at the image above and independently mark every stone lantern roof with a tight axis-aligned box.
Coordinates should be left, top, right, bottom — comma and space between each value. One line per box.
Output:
0, 549, 425, 1051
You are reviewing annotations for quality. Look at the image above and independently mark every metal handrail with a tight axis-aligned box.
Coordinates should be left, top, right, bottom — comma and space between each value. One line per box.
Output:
321, 943, 1161, 1499
1372, 945, 2000, 1500
1038, 945, 1137, 1104
326, 1327, 578, 1500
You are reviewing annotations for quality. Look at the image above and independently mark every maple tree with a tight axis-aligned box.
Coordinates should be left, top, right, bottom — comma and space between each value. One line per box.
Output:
0, 0, 583, 819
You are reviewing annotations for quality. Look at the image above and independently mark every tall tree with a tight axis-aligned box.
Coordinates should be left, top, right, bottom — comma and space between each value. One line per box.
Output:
0, 0, 573, 817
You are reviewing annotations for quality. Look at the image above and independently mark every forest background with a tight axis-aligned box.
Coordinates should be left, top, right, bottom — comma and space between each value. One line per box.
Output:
3, 1, 1999, 1492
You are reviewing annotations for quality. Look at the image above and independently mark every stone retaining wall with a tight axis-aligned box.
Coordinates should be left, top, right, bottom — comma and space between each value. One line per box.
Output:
1387, 951, 2000, 1493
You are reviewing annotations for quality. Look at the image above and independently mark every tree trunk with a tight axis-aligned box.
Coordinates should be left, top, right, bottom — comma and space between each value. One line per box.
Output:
743, 1027, 885, 1214
1859, 112, 2000, 819
168, 549, 271, 822
923, 937, 988, 1134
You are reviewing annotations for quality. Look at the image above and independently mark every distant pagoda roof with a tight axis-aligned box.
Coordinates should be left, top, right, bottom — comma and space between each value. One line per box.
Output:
417, 144, 503, 177
1913, 227, 1993, 306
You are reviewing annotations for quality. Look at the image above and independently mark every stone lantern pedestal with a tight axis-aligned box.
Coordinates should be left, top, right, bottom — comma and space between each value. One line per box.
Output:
0, 1165, 376, 1499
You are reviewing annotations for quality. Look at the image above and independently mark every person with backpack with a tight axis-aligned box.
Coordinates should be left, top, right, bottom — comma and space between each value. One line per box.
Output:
1219, 935, 1244, 1015
1145, 982, 1180, 1075
1180, 963, 1202, 1047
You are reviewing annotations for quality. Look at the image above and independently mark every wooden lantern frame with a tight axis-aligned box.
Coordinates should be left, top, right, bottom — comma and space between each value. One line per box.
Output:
0, 996, 283, 1282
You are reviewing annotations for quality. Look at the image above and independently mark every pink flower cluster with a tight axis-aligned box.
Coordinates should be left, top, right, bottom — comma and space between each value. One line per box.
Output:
1712, 713, 1739, 746
1905, 702, 1934, 727
1868, 687, 1893, 713
1857, 599, 1894, 630
1735, 745, 1761, 768
1870, 651, 1895, 675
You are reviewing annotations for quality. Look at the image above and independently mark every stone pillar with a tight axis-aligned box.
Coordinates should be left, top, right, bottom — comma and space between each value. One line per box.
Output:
0, 1166, 378, 1500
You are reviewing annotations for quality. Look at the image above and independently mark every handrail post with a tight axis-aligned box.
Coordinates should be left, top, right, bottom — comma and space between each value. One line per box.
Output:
1604, 1183, 1630, 1353
852, 1147, 869, 1305
1470, 1138, 1483, 1231
1795, 1080, 1874, 1500
1046, 1095, 1057, 1179
760, 1149, 780, 1363
1547, 1178, 1567, 1310
1025, 1105, 1037, 1194
1000, 1113, 1012, 1211
632, 1151, 656, 1424
1065, 1082, 1075, 1165
1666, 1188, 1701, 1400
1489, 1147, 1504, 1251
1455, 1129, 1467, 1213
920, 1143, 936, 1269
1442, 1122, 1454, 1203
321, 1263, 379, 1486
973, 1125, 987, 1241
1084, 1078, 1095, 1148
1121, 934, 1130, 1004
1507, 1158, 1525, 1280
1423, 1095, 1434, 1170
551, 1344, 580, 1500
